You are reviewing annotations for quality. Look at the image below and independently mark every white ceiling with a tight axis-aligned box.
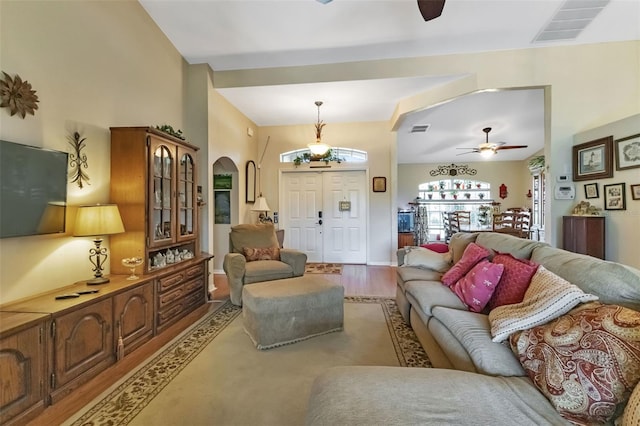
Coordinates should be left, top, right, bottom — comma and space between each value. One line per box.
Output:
139, 0, 640, 163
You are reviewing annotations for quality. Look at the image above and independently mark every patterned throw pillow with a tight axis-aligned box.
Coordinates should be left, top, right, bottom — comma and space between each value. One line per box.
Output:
623, 382, 640, 426
488, 265, 598, 342
487, 253, 539, 310
451, 260, 504, 313
441, 243, 490, 287
510, 303, 640, 425
243, 246, 280, 262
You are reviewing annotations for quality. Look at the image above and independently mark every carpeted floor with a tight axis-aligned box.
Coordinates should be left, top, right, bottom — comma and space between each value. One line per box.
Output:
305, 263, 343, 274
66, 297, 429, 426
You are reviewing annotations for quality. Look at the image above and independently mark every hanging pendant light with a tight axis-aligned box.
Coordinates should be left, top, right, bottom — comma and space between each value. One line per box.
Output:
308, 101, 331, 157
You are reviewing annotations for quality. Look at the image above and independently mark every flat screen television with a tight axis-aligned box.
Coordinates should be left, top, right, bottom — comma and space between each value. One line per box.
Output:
0, 140, 69, 238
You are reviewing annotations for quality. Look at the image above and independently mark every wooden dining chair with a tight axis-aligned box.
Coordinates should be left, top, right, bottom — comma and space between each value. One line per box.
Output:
492, 211, 530, 238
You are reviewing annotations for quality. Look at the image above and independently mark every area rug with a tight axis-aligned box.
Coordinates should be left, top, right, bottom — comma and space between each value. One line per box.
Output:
305, 262, 343, 274
66, 297, 429, 426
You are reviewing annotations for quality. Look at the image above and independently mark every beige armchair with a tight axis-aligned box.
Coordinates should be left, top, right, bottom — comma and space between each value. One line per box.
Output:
223, 223, 307, 306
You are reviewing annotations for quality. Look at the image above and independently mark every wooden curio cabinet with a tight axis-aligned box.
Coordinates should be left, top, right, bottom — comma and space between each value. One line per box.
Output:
110, 127, 199, 274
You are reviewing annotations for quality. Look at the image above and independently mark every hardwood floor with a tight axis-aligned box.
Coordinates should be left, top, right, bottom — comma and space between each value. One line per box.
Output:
212, 264, 398, 300
27, 265, 397, 426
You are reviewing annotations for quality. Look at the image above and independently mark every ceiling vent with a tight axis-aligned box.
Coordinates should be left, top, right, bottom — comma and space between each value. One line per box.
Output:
533, 0, 609, 43
410, 124, 431, 133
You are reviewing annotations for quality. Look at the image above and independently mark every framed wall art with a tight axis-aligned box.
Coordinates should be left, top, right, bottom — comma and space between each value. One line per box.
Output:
631, 184, 640, 201
572, 136, 613, 181
584, 183, 599, 199
615, 133, 640, 171
603, 182, 626, 211
214, 174, 232, 190
372, 176, 386, 193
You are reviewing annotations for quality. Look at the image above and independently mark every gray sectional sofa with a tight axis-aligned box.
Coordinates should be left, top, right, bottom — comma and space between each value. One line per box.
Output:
306, 232, 640, 425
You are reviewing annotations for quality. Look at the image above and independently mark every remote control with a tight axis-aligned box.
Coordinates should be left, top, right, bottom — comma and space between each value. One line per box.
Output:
77, 289, 100, 295
55, 293, 80, 300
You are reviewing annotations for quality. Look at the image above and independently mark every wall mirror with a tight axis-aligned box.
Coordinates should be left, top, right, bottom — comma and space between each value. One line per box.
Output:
246, 160, 256, 203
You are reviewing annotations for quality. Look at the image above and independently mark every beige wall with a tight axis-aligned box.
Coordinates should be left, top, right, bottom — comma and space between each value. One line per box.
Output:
207, 88, 259, 271
573, 114, 640, 268
0, 0, 187, 302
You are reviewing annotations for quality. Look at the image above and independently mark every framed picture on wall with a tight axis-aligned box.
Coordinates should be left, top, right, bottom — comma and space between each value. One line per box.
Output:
572, 136, 613, 181
631, 184, 640, 201
584, 183, 599, 199
603, 183, 626, 210
372, 176, 386, 192
615, 133, 640, 170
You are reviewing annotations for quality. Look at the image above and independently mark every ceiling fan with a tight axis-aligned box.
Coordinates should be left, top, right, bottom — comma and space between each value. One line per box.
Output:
316, 0, 446, 22
457, 127, 528, 158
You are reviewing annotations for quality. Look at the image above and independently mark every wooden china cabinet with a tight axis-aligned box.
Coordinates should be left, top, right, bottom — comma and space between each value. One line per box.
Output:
109, 127, 199, 274
110, 126, 209, 334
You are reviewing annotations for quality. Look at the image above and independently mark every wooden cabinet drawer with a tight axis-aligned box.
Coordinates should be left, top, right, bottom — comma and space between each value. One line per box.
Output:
158, 285, 185, 309
157, 302, 185, 327
185, 264, 203, 279
184, 277, 203, 294
157, 271, 187, 292
184, 286, 204, 310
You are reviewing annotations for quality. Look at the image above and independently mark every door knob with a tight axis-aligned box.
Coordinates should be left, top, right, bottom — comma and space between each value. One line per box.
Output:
318, 220, 323, 225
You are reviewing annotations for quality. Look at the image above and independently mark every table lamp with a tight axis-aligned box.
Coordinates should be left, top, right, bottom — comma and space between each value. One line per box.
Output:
251, 196, 271, 223
73, 204, 125, 284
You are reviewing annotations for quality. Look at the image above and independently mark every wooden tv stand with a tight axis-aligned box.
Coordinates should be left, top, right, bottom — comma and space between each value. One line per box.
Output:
0, 253, 212, 426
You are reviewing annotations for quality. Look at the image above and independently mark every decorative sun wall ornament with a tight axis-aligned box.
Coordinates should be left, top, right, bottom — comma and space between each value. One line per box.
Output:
68, 131, 90, 188
429, 163, 477, 177
0, 71, 39, 118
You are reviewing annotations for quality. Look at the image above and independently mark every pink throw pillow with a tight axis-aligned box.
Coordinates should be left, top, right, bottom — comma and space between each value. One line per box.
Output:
420, 243, 449, 254
451, 260, 504, 313
487, 253, 539, 310
441, 242, 490, 287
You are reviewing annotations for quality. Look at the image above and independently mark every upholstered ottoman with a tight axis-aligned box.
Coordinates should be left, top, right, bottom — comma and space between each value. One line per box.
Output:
242, 275, 344, 350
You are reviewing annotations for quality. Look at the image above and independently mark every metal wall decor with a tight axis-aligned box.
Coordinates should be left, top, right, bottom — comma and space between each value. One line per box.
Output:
0, 71, 39, 118
429, 163, 477, 177
68, 131, 90, 188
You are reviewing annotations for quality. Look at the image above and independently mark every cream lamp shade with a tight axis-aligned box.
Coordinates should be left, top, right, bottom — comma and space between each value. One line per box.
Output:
251, 196, 271, 213
74, 204, 125, 236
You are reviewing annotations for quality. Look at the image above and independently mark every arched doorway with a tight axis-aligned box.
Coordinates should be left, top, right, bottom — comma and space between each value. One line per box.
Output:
211, 157, 238, 273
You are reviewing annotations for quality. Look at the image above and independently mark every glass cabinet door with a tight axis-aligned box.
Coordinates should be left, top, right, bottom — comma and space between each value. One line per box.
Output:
177, 149, 196, 241
150, 142, 174, 247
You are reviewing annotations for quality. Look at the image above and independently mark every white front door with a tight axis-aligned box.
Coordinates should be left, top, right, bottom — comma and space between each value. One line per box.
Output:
281, 170, 367, 263
281, 172, 323, 262
322, 171, 367, 263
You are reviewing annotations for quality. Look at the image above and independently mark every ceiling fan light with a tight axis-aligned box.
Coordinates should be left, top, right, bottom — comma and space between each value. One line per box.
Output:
480, 149, 495, 158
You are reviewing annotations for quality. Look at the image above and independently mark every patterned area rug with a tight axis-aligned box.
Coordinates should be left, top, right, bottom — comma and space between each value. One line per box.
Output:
69, 297, 429, 426
305, 262, 343, 274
